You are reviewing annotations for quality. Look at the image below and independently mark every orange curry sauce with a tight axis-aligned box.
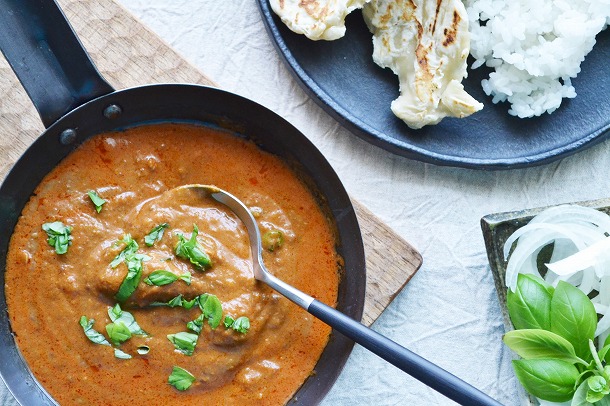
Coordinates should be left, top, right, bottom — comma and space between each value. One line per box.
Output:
5, 123, 339, 405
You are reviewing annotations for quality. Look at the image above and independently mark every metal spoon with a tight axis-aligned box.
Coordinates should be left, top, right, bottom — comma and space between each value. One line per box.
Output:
184, 184, 501, 406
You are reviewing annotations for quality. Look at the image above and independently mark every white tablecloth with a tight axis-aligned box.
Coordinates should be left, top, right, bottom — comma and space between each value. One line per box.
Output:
4, 1, 610, 405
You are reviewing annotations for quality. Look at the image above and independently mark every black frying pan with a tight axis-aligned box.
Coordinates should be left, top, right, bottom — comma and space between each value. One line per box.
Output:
0, 1, 365, 404
0, 1, 501, 405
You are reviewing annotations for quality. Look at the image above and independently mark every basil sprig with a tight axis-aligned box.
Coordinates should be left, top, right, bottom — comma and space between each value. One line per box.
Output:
144, 223, 169, 247
175, 225, 212, 270
87, 190, 106, 213
505, 275, 610, 403
168, 366, 196, 391
42, 221, 72, 254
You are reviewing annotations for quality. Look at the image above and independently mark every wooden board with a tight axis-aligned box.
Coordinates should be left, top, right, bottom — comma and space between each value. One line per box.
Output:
0, 0, 422, 327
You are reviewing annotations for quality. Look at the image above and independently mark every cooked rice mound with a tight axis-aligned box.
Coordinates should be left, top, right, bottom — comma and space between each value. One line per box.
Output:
465, 0, 610, 118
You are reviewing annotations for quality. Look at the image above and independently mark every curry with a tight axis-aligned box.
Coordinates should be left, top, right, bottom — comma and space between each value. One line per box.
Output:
5, 123, 340, 405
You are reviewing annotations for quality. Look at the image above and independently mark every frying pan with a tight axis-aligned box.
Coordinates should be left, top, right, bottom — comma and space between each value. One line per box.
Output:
0, 0, 366, 404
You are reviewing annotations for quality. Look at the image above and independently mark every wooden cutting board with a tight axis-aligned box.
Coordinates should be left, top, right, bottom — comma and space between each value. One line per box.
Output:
0, 0, 422, 327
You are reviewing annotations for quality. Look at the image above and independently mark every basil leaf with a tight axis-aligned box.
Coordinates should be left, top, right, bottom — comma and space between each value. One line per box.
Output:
137, 345, 150, 355
587, 389, 606, 403
512, 359, 579, 402
199, 294, 223, 329
144, 270, 189, 286
144, 223, 169, 247
115, 255, 144, 302
79, 316, 111, 346
187, 314, 205, 334
106, 321, 132, 346
262, 229, 284, 252
108, 304, 146, 335
572, 380, 589, 406
175, 225, 212, 270
167, 332, 198, 356
168, 366, 196, 391
503, 329, 581, 364
231, 317, 250, 334
87, 190, 106, 213
42, 221, 72, 255
114, 348, 132, 360
550, 281, 597, 360
224, 315, 235, 329
588, 376, 608, 394
110, 235, 139, 268
507, 274, 553, 330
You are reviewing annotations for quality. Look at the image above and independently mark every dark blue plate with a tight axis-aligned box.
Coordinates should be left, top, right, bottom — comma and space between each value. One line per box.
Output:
257, 1, 610, 169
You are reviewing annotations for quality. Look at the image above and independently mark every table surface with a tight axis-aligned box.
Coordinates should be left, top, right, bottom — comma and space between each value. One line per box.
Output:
3, 1, 610, 405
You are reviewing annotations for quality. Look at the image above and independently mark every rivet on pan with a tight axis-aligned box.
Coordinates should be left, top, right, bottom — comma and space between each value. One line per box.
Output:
59, 129, 77, 145
103, 104, 122, 120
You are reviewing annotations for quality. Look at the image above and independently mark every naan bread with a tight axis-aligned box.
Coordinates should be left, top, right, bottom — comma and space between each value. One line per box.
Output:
270, 0, 369, 40
363, 0, 483, 129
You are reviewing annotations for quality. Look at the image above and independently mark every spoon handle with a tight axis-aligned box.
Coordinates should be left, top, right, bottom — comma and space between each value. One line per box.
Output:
307, 300, 502, 406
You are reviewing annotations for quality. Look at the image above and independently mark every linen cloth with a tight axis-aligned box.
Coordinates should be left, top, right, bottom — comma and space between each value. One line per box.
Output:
3, 1, 610, 405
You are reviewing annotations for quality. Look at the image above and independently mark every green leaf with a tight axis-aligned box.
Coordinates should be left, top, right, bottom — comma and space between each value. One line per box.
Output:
179, 273, 191, 286
144, 223, 169, 247
262, 229, 284, 252
114, 348, 132, 359
108, 304, 146, 335
224, 315, 235, 329
137, 345, 150, 355
167, 332, 198, 356
588, 376, 608, 393
512, 359, 579, 402
199, 294, 223, 329
507, 273, 553, 330
231, 317, 250, 334
106, 321, 132, 346
110, 235, 139, 268
175, 225, 212, 270
42, 221, 72, 255
79, 316, 111, 346
114, 255, 144, 302
551, 281, 597, 360
144, 270, 179, 286
587, 390, 606, 403
503, 329, 582, 364
187, 314, 204, 334
572, 380, 589, 406
168, 366, 196, 391
87, 190, 106, 213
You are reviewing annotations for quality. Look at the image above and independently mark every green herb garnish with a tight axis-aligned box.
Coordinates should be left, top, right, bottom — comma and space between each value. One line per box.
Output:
112, 235, 150, 302
114, 348, 132, 359
504, 275, 610, 403
150, 294, 197, 309
231, 317, 250, 334
106, 321, 132, 346
144, 270, 191, 286
199, 294, 223, 329
167, 332, 198, 356
262, 229, 283, 252
79, 316, 110, 346
108, 304, 146, 335
87, 190, 106, 213
42, 221, 72, 255
168, 366, 196, 391
144, 223, 169, 246
175, 225, 212, 270
110, 234, 139, 268
187, 314, 205, 334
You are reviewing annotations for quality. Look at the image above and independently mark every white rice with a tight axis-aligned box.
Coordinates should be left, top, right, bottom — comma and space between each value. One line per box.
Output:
464, 0, 610, 118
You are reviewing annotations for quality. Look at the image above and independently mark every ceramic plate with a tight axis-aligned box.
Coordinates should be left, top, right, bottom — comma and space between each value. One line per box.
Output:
257, 2, 610, 169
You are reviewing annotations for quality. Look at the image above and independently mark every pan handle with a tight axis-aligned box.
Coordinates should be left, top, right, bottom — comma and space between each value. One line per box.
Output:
0, 0, 114, 128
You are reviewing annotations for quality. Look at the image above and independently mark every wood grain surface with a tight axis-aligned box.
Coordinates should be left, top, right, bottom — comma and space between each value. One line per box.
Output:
0, 0, 422, 326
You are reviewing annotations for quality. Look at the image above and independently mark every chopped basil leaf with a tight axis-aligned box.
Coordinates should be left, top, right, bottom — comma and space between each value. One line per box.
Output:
175, 225, 212, 270
115, 255, 144, 302
232, 317, 250, 334
137, 345, 150, 355
108, 304, 146, 335
187, 314, 205, 334
262, 229, 284, 252
106, 321, 132, 346
87, 190, 106, 213
168, 366, 196, 391
114, 348, 132, 359
167, 332, 198, 356
150, 294, 197, 309
144, 270, 190, 286
110, 235, 139, 268
223, 315, 236, 329
79, 316, 111, 346
42, 221, 72, 255
199, 294, 223, 329
144, 223, 169, 246
168, 294, 185, 308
